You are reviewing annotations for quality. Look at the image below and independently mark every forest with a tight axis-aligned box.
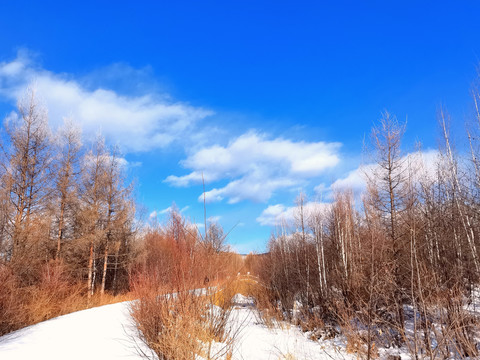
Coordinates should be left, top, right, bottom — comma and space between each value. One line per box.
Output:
2, 84, 480, 360
0, 88, 137, 334
254, 102, 480, 358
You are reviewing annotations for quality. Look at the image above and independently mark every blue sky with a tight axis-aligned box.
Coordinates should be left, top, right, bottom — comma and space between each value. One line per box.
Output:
1, 1, 480, 252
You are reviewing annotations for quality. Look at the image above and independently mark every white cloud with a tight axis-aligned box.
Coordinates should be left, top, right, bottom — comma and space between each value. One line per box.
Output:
159, 207, 173, 215
256, 150, 441, 228
0, 52, 213, 152
257, 201, 330, 227
313, 183, 328, 196
201, 177, 298, 204
166, 132, 341, 203
82, 150, 132, 171
128, 161, 142, 168
165, 171, 205, 187
331, 149, 440, 193
331, 164, 375, 193
149, 205, 190, 219
256, 204, 287, 226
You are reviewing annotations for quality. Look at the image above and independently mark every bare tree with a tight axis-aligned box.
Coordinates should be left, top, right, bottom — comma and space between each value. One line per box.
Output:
100, 147, 131, 295
308, 204, 328, 299
80, 137, 108, 297
53, 119, 82, 260
330, 190, 357, 301
367, 111, 408, 338
2, 88, 53, 265
205, 221, 227, 253
439, 110, 480, 276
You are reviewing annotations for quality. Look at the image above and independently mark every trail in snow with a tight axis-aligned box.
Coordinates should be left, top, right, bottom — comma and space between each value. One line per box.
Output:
230, 294, 353, 360
0, 295, 356, 360
0, 301, 150, 360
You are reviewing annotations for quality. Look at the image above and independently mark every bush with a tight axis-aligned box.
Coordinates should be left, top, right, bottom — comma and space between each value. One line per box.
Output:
0, 260, 128, 336
0, 265, 26, 335
130, 280, 236, 360
23, 260, 84, 325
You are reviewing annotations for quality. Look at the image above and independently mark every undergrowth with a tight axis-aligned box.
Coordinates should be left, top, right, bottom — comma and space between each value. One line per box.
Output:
130, 278, 237, 360
0, 261, 130, 336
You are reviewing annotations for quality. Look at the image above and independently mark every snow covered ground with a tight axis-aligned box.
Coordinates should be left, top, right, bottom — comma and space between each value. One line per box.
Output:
229, 294, 355, 360
0, 294, 360, 360
0, 301, 149, 360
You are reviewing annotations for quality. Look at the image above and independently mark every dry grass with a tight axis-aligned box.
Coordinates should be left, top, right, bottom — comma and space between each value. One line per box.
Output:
0, 264, 25, 335
26, 260, 132, 325
211, 277, 256, 308
344, 333, 378, 359
220, 276, 287, 330
130, 278, 237, 360
276, 353, 297, 360
0, 261, 131, 336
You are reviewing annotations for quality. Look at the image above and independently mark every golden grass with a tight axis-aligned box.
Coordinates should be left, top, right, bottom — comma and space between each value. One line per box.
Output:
212, 275, 290, 330
211, 277, 254, 307
0, 261, 132, 336
130, 279, 237, 360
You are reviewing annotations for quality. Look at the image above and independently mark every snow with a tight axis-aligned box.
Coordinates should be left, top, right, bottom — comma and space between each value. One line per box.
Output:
6, 287, 474, 359
229, 293, 355, 360
0, 301, 151, 360
230, 308, 353, 360
0, 293, 370, 360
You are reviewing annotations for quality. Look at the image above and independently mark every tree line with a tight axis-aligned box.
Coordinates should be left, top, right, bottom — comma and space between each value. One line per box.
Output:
0, 89, 137, 334
0, 88, 244, 337
257, 103, 480, 358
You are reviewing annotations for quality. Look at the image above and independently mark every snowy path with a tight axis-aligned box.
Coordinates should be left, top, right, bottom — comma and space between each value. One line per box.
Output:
230, 295, 353, 360
0, 295, 354, 360
0, 301, 149, 360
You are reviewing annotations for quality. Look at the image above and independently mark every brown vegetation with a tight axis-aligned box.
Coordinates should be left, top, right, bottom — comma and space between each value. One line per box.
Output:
0, 89, 136, 335
130, 211, 243, 360
255, 103, 480, 358
3, 78, 480, 360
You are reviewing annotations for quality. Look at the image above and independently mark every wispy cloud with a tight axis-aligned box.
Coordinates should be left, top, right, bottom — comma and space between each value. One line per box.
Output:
149, 205, 190, 219
331, 149, 440, 194
0, 52, 213, 152
207, 215, 221, 222
256, 201, 330, 227
0, 52, 346, 209
257, 150, 439, 227
166, 132, 342, 203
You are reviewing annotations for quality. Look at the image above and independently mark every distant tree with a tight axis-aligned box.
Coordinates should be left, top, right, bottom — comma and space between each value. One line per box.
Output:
206, 221, 227, 253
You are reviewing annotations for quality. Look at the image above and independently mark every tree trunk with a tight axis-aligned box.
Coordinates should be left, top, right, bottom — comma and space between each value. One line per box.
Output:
100, 244, 108, 295
87, 241, 94, 298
